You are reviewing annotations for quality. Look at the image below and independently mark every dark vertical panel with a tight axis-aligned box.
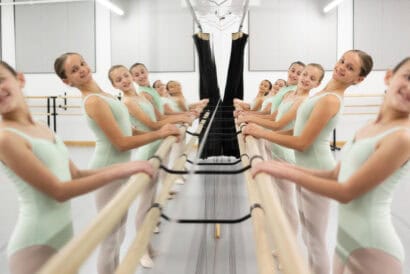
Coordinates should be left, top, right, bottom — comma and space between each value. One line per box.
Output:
220, 33, 249, 157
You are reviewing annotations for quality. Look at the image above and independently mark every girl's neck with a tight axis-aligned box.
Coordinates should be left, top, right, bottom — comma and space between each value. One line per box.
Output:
2, 104, 35, 126
122, 88, 138, 97
376, 101, 410, 125
295, 87, 310, 96
79, 81, 103, 96
322, 79, 350, 95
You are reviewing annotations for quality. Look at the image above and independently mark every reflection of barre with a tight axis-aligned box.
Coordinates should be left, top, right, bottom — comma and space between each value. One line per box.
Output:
239, 123, 311, 274
235, 123, 276, 274
115, 112, 210, 274
38, 113, 210, 274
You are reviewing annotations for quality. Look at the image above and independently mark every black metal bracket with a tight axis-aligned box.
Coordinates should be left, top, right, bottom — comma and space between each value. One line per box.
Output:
159, 203, 263, 224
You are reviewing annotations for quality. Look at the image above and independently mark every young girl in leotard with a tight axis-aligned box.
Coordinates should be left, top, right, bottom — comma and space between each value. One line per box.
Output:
239, 64, 325, 238
243, 50, 373, 274
108, 65, 194, 268
0, 60, 154, 274
233, 79, 272, 111
252, 57, 410, 274
54, 53, 180, 274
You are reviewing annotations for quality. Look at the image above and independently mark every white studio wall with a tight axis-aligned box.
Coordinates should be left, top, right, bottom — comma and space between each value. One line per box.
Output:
0, 0, 398, 142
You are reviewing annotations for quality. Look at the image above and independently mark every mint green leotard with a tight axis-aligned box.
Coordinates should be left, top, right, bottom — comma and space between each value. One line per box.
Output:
261, 96, 274, 112
294, 92, 343, 169
160, 96, 181, 113
336, 127, 409, 263
1, 128, 73, 256
271, 97, 297, 163
293, 92, 343, 274
129, 98, 161, 160
83, 94, 132, 168
270, 85, 297, 114
139, 86, 164, 114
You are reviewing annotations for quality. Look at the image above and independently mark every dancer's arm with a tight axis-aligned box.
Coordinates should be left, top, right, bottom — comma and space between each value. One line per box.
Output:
243, 95, 340, 151
0, 133, 154, 202
84, 96, 179, 151
251, 130, 410, 203
238, 99, 302, 130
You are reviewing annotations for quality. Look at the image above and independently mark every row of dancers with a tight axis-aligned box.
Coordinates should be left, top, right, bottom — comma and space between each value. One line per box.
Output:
0, 53, 208, 274
235, 50, 410, 274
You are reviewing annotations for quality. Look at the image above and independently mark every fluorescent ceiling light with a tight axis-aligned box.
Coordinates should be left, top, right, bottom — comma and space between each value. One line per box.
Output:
323, 0, 345, 13
0, 0, 124, 16
0, 0, 86, 5
95, 0, 124, 15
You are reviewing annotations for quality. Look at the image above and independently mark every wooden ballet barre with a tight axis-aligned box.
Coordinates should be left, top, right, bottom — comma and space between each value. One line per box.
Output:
57, 95, 83, 99
115, 112, 210, 274
58, 105, 82, 109
31, 112, 51, 116
343, 112, 377, 115
38, 125, 189, 274
55, 113, 83, 116
25, 95, 54, 99
236, 127, 276, 274
344, 104, 380, 107
28, 105, 48, 108
345, 93, 384, 97
242, 133, 311, 274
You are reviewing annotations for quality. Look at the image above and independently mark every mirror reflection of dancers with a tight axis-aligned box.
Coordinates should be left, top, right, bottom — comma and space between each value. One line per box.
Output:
252, 56, 410, 274
54, 53, 180, 274
244, 50, 373, 274
0, 60, 154, 274
238, 63, 325, 240
108, 65, 193, 268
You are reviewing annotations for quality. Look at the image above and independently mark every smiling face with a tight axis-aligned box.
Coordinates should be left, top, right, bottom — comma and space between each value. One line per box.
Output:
287, 63, 305, 85
273, 79, 286, 92
297, 65, 323, 91
61, 54, 92, 88
332, 51, 365, 85
130, 64, 150, 87
167, 81, 182, 96
0, 63, 25, 115
109, 66, 134, 93
258, 80, 271, 95
153, 80, 168, 96
384, 59, 410, 114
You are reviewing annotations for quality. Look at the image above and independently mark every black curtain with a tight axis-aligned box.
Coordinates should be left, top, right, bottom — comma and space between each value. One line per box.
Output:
193, 33, 248, 158
220, 33, 249, 157
193, 34, 222, 158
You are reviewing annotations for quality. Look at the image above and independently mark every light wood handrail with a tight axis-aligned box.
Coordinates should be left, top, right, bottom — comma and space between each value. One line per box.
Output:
243, 134, 311, 274
115, 113, 209, 274
38, 126, 189, 274
236, 128, 276, 274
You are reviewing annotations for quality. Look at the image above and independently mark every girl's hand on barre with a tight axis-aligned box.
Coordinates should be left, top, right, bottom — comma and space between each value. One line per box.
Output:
241, 123, 263, 138
237, 114, 251, 124
112, 161, 155, 178
184, 113, 196, 125
251, 160, 294, 180
189, 109, 201, 118
158, 124, 180, 139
